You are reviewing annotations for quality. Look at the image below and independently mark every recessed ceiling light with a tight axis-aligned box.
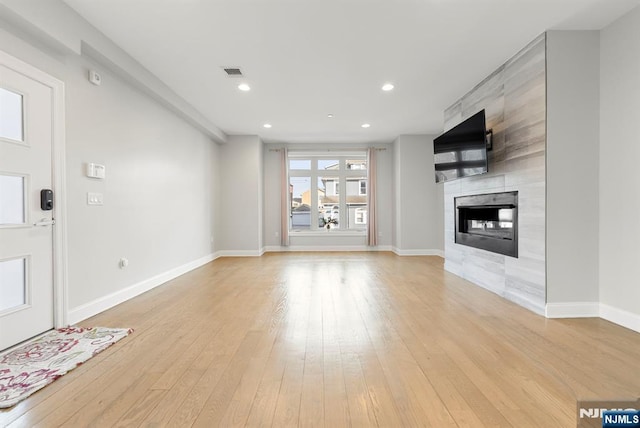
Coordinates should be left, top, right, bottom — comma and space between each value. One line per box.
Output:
327, 114, 334, 118
361, 123, 371, 128
238, 83, 251, 91
382, 83, 394, 91
263, 123, 272, 128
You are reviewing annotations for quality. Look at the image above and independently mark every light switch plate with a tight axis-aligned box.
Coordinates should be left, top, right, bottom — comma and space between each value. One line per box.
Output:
87, 192, 104, 206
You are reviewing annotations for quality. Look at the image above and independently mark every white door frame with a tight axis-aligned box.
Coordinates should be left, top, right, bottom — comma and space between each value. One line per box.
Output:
1, 50, 68, 328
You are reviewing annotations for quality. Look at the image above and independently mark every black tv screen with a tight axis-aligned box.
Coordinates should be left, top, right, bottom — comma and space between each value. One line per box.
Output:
434, 110, 488, 183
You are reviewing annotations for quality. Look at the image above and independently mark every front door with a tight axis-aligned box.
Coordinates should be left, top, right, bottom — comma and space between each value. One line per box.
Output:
0, 56, 55, 350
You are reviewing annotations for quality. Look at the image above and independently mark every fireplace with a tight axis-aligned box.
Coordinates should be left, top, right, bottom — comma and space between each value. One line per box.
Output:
455, 191, 518, 257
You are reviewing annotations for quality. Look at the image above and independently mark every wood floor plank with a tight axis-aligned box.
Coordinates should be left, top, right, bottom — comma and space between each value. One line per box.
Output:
270, 269, 312, 427
331, 279, 379, 427
342, 278, 404, 427
242, 347, 287, 427
2, 253, 640, 427
217, 289, 289, 427
216, 330, 278, 427
321, 283, 351, 428
191, 331, 263, 427
138, 368, 206, 427
242, 286, 297, 427
298, 281, 325, 428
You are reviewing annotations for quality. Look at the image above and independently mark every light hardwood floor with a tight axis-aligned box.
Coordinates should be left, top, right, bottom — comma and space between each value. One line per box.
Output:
2, 253, 640, 427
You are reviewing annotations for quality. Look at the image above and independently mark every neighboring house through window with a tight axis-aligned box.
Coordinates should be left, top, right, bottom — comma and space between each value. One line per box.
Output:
359, 179, 367, 196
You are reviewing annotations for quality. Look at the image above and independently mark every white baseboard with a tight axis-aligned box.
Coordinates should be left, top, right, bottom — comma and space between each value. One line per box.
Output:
68, 253, 217, 324
264, 245, 393, 252
393, 248, 445, 257
216, 250, 264, 257
545, 302, 600, 318
544, 302, 640, 333
600, 303, 640, 334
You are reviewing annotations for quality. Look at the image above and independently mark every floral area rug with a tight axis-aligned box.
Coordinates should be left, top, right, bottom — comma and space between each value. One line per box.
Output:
0, 326, 132, 408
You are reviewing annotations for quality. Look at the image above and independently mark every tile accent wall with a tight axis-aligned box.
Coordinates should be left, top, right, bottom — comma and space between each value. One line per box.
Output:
443, 33, 546, 314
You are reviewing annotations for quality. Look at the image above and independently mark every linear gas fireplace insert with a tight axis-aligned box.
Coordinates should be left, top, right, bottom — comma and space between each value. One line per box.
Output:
454, 191, 518, 257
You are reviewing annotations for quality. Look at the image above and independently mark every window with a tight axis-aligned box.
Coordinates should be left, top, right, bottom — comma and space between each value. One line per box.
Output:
0, 87, 24, 142
347, 160, 367, 170
346, 176, 366, 230
318, 160, 339, 170
359, 180, 367, 196
289, 159, 311, 170
289, 176, 311, 230
355, 208, 367, 225
288, 153, 367, 231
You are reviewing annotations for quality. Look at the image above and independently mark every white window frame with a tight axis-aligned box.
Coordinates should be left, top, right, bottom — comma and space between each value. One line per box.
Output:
288, 151, 367, 232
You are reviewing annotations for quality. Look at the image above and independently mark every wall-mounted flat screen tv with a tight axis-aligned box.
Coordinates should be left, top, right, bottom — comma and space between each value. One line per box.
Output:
434, 109, 488, 183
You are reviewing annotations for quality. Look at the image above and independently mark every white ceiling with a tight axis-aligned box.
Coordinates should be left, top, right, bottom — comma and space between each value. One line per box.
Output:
62, 0, 638, 144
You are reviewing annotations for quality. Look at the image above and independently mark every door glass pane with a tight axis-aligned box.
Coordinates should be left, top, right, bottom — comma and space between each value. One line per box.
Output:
0, 174, 26, 225
0, 258, 26, 312
0, 87, 24, 141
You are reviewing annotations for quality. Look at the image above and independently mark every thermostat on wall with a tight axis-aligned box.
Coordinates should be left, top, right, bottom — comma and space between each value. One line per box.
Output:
86, 163, 106, 179
89, 70, 102, 86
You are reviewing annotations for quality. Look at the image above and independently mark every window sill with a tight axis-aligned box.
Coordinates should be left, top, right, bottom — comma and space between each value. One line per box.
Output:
289, 230, 366, 237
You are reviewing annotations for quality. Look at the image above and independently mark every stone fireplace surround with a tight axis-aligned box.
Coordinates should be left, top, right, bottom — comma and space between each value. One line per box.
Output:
442, 34, 546, 315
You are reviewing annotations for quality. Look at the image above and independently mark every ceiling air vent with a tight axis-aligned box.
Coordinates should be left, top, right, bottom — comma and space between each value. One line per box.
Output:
222, 67, 243, 77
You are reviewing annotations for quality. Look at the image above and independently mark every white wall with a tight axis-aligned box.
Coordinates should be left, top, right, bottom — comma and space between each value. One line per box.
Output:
262, 143, 394, 251
0, 24, 220, 315
263, 148, 282, 248
65, 55, 218, 309
546, 31, 600, 307
218, 135, 263, 255
258, 141, 264, 250
393, 135, 444, 255
0, 0, 226, 142
599, 6, 640, 326
375, 145, 394, 248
